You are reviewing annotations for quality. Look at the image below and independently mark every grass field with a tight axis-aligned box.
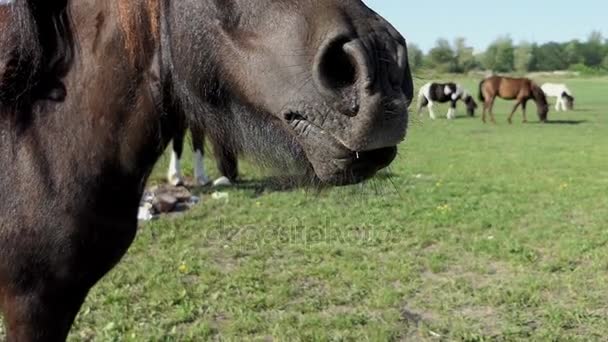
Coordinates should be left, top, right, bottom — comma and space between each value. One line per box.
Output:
2, 75, 608, 341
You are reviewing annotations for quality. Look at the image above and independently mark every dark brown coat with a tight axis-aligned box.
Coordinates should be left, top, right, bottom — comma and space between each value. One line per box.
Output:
0, 0, 413, 340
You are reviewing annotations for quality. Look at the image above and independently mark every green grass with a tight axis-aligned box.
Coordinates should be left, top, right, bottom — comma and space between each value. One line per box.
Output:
3, 75, 608, 341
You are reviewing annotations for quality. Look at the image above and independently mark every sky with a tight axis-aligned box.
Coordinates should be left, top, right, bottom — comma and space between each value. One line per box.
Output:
364, 0, 607, 53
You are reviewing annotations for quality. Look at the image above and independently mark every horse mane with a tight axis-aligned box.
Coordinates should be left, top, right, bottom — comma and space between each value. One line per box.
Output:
530, 82, 548, 106
0, 0, 75, 122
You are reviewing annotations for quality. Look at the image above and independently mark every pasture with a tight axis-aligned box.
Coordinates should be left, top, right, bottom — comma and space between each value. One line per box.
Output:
4, 75, 607, 340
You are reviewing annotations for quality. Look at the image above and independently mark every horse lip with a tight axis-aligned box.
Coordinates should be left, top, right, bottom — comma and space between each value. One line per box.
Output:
284, 112, 352, 158
283, 109, 401, 155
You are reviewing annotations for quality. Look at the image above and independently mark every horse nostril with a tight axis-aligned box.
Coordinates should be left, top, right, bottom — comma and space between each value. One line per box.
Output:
317, 37, 358, 92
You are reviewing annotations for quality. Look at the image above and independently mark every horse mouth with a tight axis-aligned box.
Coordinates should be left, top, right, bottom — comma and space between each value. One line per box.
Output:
283, 111, 398, 186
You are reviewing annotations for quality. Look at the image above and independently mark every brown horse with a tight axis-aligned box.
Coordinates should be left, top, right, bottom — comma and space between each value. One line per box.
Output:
478, 75, 549, 124
0, 0, 413, 340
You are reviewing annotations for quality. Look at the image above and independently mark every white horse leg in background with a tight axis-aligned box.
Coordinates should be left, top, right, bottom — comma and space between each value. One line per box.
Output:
557, 96, 565, 112
168, 146, 211, 186
417, 83, 437, 120
444, 86, 453, 119
168, 128, 211, 186
167, 148, 183, 186
427, 101, 437, 120
446, 85, 466, 120
446, 103, 456, 120
191, 131, 211, 186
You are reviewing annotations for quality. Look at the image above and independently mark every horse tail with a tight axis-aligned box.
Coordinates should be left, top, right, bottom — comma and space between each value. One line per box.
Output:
478, 80, 485, 102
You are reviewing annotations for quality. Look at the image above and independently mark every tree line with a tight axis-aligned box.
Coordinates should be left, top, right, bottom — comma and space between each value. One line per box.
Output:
408, 31, 608, 74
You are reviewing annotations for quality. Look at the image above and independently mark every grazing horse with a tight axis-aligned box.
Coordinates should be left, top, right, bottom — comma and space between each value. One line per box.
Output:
479, 76, 549, 124
541, 83, 575, 112
417, 82, 477, 120
167, 119, 238, 187
0, 0, 413, 340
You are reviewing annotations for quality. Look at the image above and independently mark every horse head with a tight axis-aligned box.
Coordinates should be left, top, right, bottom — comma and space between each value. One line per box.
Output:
165, 0, 413, 186
463, 94, 478, 117
562, 92, 575, 110
532, 84, 549, 122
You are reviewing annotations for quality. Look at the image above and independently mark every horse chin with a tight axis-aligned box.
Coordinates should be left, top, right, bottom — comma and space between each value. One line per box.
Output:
316, 147, 398, 186
283, 112, 398, 186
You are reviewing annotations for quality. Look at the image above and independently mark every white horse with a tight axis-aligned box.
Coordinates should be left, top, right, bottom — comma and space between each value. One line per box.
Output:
541, 83, 575, 112
417, 82, 477, 120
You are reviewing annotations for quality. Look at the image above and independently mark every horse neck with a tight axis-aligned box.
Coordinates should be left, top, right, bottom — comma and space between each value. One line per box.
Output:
530, 84, 545, 103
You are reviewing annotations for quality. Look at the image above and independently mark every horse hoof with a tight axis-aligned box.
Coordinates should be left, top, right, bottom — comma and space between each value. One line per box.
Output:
213, 176, 233, 187
195, 177, 211, 187
167, 175, 184, 187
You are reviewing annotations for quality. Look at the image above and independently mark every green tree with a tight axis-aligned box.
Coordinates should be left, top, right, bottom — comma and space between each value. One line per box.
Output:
563, 40, 584, 66
581, 31, 605, 67
602, 55, 608, 70
427, 38, 456, 72
483, 36, 515, 72
531, 42, 568, 71
514, 41, 533, 73
407, 43, 424, 70
454, 37, 477, 72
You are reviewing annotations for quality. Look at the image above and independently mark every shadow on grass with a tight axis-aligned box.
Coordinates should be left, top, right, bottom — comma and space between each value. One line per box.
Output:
190, 175, 318, 198
541, 120, 588, 125
190, 171, 401, 198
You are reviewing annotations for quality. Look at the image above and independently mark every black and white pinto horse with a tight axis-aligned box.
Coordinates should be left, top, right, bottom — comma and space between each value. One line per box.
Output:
417, 82, 478, 119
168, 123, 238, 187
541, 83, 575, 112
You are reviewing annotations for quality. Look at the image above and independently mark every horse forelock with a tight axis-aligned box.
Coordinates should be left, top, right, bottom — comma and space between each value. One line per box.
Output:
116, 0, 160, 64
1, 1, 44, 115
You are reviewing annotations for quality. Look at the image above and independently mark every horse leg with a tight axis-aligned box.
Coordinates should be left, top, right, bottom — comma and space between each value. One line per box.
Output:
428, 101, 436, 120
417, 103, 424, 116
521, 100, 528, 123
447, 101, 456, 120
507, 101, 521, 124
417, 95, 428, 117
167, 123, 186, 186
2, 285, 88, 342
555, 97, 561, 112
488, 97, 497, 124
213, 141, 238, 186
191, 126, 211, 186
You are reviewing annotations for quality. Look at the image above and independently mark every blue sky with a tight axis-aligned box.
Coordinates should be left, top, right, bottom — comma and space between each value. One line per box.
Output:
364, 0, 607, 52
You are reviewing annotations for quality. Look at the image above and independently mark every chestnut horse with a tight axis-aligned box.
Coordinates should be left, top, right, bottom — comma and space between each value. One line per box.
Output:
479, 75, 549, 124
0, 0, 413, 340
